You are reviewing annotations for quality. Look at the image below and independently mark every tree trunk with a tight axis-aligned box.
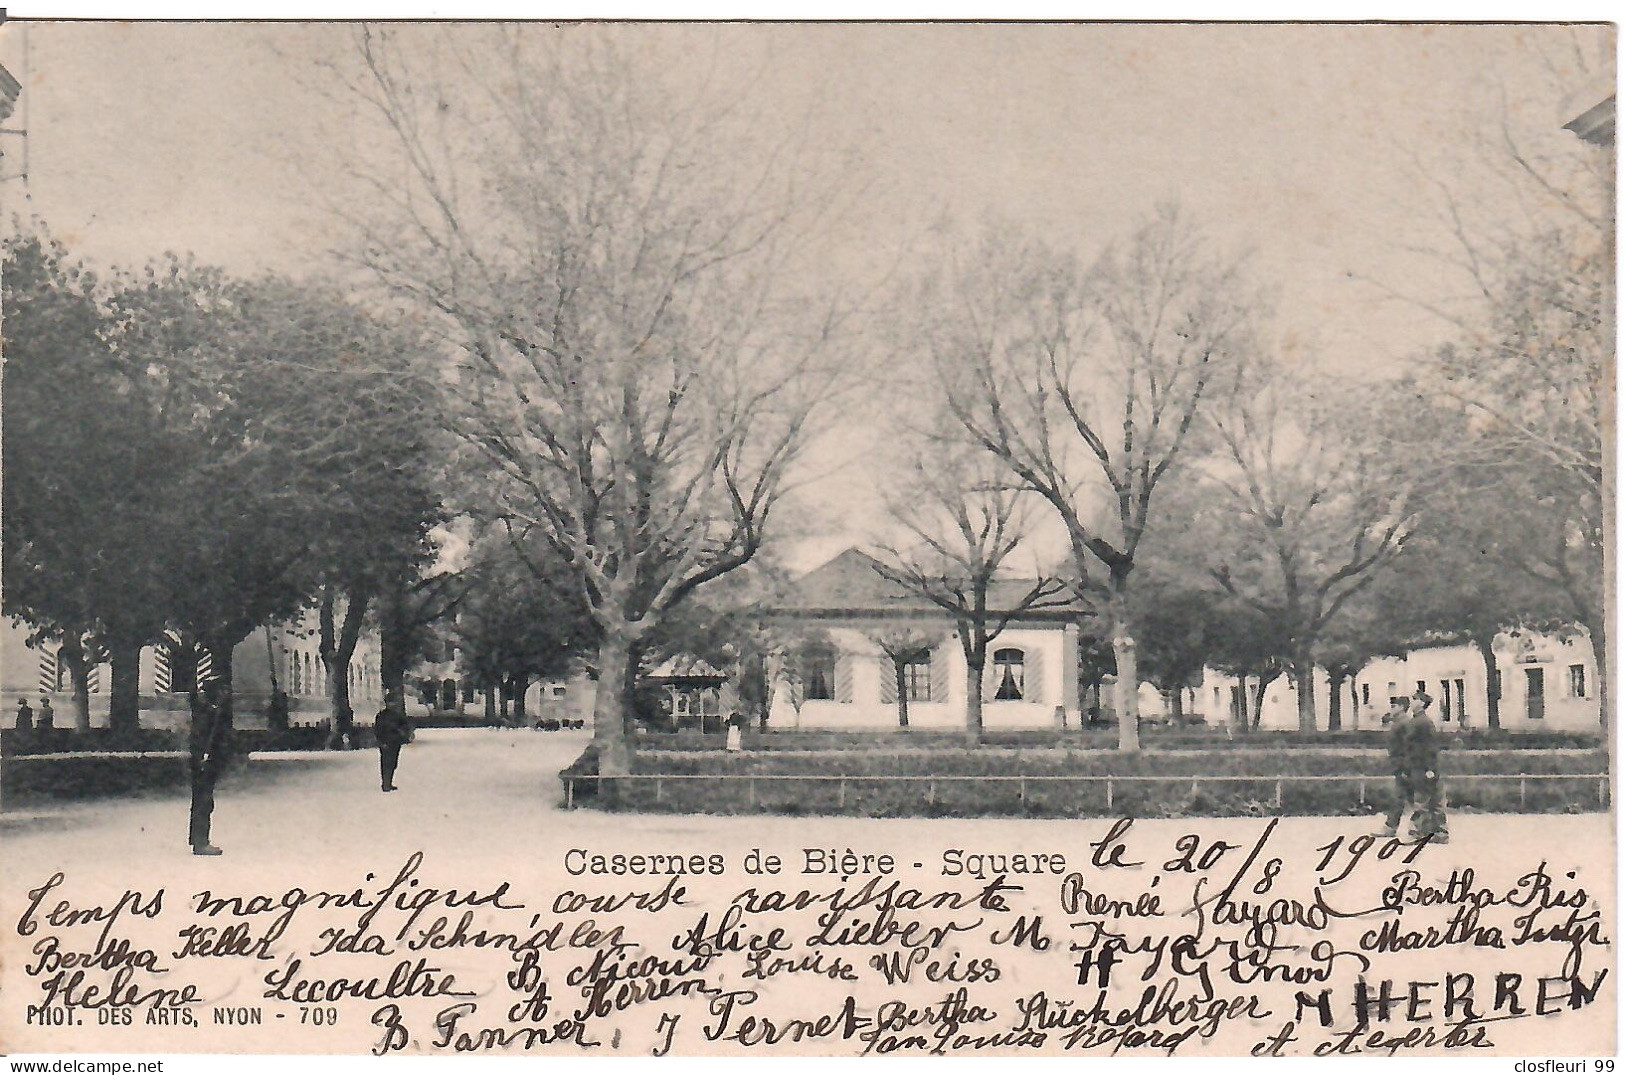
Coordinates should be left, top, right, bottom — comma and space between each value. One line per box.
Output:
107, 637, 143, 734
1327, 668, 1346, 732
1350, 676, 1360, 731
321, 589, 369, 750
592, 630, 634, 777
965, 657, 985, 742
1169, 686, 1185, 724
1109, 572, 1140, 753
509, 673, 530, 725
1473, 633, 1501, 731
1233, 676, 1250, 735
895, 662, 910, 729
378, 595, 410, 713
58, 634, 93, 732
484, 685, 498, 725
1586, 614, 1608, 732
1252, 669, 1280, 729
208, 639, 236, 694
1293, 647, 1317, 733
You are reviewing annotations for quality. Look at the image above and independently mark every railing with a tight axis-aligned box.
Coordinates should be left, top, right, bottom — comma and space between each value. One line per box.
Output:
561, 771, 1610, 811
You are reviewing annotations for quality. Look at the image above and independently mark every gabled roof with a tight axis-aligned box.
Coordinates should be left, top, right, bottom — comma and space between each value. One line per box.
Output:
776, 548, 1089, 620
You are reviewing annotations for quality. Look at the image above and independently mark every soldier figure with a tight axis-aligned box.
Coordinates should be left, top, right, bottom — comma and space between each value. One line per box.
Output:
13, 698, 33, 733
188, 678, 234, 856
1377, 691, 1449, 844
375, 703, 412, 792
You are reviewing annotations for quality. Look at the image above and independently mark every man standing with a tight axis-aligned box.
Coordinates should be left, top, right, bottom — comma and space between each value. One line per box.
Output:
13, 698, 33, 733
375, 703, 411, 792
37, 696, 54, 729
188, 678, 233, 856
1377, 693, 1449, 844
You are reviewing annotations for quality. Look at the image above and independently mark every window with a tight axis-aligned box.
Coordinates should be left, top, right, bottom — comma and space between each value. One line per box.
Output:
1569, 664, 1587, 698
993, 648, 1025, 701
903, 657, 932, 703
802, 649, 836, 701
1360, 683, 1370, 705
553, 684, 568, 698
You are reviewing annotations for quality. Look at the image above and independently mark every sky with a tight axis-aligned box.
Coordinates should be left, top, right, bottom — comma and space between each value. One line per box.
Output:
0, 21, 1613, 573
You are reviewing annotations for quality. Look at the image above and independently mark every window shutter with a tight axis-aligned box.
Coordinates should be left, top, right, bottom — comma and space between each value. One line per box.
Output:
879, 658, 898, 705
1026, 647, 1044, 705
930, 645, 949, 702
834, 654, 854, 703
38, 648, 59, 696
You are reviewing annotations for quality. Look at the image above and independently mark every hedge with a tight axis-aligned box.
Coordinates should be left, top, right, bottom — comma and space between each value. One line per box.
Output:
639, 726, 1603, 753
561, 742, 1608, 818
632, 747, 1606, 779
2, 722, 378, 757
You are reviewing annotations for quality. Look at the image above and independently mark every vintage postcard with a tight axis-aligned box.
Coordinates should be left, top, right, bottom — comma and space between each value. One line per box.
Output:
0, 19, 1615, 1063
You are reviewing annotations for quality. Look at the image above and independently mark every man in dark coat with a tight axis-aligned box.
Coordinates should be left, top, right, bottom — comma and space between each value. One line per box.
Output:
1378, 693, 1449, 844
13, 698, 33, 733
375, 704, 411, 792
37, 696, 54, 729
188, 678, 234, 856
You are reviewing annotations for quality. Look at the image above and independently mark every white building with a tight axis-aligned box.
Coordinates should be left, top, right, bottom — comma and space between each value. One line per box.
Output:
765, 549, 1087, 731
2, 612, 382, 730
1199, 629, 1602, 733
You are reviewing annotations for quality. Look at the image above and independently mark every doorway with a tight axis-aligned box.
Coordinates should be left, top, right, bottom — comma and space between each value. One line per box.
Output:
1525, 667, 1545, 721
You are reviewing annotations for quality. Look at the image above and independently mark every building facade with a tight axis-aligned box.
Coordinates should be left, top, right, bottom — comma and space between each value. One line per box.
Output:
1, 613, 383, 730
1198, 629, 1602, 733
765, 549, 1085, 732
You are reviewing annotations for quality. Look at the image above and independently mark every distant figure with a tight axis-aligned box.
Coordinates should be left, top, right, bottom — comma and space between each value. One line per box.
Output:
188, 679, 234, 856
375, 704, 412, 793
13, 698, 33, 733
718, 645, 744, 748
36, 696, 54, 729
1378, 695, 1449, 844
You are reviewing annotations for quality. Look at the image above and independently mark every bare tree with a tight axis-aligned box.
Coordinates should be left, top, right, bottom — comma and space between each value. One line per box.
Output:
1379, 45, 1612, 726
873, 451, 1070, 741
1198, 366, 1416, 733
865, 629, 945, 731
926, 206, 1252, 751
322, 27, 855, 775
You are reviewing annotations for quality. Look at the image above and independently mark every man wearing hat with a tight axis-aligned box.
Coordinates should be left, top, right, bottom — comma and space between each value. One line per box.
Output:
188, 678, 234, 856
1378, 690, 1449, 844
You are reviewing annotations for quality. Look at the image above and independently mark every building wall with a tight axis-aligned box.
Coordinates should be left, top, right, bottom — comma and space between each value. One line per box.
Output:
767, 621, 1078, 731
1198, 630, 1601, 733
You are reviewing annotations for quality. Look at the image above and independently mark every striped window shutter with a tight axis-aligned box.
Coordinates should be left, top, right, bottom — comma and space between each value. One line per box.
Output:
929, 645, 949, 702
1026, 647, 1044, 705
879, 658, 898, 705
86, 664, 101, 694
39, 648, 59, 695
197, 650, 214, 686
834, 654, 854, 703
154, 644, 173, 694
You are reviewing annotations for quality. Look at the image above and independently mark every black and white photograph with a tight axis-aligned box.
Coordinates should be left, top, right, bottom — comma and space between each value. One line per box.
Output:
0, 17, 1615, 1062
